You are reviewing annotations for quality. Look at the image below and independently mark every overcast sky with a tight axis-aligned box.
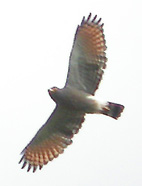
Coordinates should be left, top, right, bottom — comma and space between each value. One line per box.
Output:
0, 0, 142, 186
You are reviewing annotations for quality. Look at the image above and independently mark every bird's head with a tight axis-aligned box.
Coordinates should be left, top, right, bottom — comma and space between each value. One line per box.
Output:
48, 87, 60, 102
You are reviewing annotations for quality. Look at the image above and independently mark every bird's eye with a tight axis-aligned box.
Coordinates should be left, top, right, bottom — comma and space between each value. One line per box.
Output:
53, 87, 57, 91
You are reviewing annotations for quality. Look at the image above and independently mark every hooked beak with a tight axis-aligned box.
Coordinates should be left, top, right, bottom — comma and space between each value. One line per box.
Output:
48, 88, 53, 95
48, 88, 54, 93
48, 87, 58, 94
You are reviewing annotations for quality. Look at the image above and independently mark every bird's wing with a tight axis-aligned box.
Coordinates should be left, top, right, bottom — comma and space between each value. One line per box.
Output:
65, 13, 107, 95
19, 106, 85, 172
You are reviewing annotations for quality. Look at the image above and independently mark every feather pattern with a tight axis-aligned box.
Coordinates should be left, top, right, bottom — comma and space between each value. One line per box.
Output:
19, 106, 85, 172
65, 13, 107, 95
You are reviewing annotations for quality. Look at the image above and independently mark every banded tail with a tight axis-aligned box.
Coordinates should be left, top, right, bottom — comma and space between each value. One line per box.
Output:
102, 102, 124, 119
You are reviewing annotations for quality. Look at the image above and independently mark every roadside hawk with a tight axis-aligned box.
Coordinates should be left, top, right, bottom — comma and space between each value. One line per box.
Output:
19, 13, 124, 172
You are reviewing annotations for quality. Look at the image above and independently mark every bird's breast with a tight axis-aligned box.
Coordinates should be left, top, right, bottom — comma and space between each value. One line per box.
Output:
55, 87, 97, 113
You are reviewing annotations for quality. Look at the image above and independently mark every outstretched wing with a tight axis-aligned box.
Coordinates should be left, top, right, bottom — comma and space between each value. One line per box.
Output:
65, 13, 107, 95
19, 106, 85, 172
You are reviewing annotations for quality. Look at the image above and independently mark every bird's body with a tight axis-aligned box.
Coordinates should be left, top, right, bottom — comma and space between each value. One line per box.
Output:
49, 86, 102, 113
19, 13, 124, 172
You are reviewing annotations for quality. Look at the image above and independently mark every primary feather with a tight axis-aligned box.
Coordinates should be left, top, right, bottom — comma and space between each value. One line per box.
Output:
65, 13, 107, 95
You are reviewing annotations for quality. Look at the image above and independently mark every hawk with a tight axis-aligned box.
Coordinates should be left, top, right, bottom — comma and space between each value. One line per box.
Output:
19, 13, 124, 172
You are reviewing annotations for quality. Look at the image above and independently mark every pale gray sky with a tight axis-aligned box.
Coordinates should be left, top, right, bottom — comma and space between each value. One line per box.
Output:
0, 0, 142, 185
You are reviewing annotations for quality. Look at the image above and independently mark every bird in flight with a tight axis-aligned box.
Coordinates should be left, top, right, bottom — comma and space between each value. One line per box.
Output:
19, 13, 124, 172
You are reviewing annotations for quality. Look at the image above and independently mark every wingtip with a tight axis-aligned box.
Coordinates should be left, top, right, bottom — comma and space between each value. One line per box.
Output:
80, 13, 104, 29
27, 164, 32, 172
33, 166, 37, 173
21, 161, 27, 169
101, 23, 104, 28
81, 16, 85, 25
86, 13, 92, 22
97, 18, 102, 24
92, 15, 97, 22
19, 155, 25, 164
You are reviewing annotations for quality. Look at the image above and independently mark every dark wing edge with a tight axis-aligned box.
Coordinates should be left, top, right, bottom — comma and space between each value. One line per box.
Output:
19, 106, 85, 172
65, 13, 107, 95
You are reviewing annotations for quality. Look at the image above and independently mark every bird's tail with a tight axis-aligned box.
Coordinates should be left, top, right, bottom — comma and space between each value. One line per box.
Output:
102, 102, 124, 119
